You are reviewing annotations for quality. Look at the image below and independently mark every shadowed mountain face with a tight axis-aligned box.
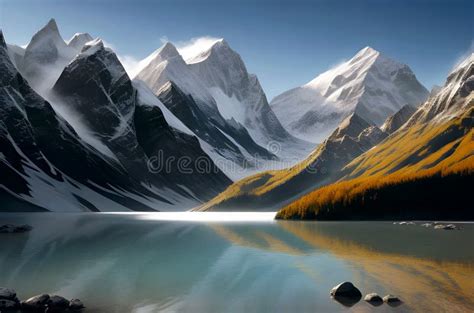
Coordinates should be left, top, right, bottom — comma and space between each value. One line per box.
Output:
156, 81, 274, 165
196, 113, 387, 211
136, 42, 278, 169
276, 54, 474, 220
380, 104, 417, 134
0, 31, 231, 212
136, 40, 313, 180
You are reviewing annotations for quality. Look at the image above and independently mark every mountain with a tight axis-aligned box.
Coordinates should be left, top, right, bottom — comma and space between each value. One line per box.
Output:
196, 112, 387, 211
0, 30, 231, 212
276, 53, 473, 220
6, 43, 24, 69
67, 32, 93, 50
380, 104, 416, 134
136, 40, 313, 180
184, 39, 292, 146
18, 18, 86, 93
270, 47, 429, 143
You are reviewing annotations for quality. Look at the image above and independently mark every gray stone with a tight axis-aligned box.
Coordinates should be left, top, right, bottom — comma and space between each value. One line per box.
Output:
330, 282, 362, 298
0, 287, 16, 300
434, 224, 458, 230
0, 224, 33, 233
69, 298, 85, 310
364, 293, 383, 306
0, 298, 19, 310
383, 294, 402, 306
46, 295, 70, 312
22, 294, 50, 310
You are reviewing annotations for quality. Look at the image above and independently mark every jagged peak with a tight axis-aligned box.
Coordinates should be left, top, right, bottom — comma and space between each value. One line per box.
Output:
26, 18, 66, 51
157, 42, 180, 59
340, 112, 372, 128
34, 18, 61, 39
351, 46, 380, 61
67, 32, 93, 47
330, 112, 373, 140
184, 38, 230, 64
79, 38, 106, 57
44, 18, 59, 32
452, 52, 474, 73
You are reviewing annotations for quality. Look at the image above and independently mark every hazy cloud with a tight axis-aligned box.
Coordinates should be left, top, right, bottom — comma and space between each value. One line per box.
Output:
118, 55, 141, 78
174, 36, 222, 61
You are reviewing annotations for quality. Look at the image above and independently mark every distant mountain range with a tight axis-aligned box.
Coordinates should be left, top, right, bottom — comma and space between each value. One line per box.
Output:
197, 53, 473, 214
1, 18, 472, 216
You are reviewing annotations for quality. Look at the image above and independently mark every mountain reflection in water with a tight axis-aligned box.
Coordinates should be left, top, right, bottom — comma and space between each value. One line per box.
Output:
0, 213, 472, 313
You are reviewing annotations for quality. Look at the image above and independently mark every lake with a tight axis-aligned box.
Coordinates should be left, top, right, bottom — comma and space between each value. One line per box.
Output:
0, 213, 473, 313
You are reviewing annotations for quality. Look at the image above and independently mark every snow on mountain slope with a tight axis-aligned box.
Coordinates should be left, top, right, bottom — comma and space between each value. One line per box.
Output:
50, 37, 231, 204
18, 19, 89, 93
135, 42, 285, 176
271, 46, 429, 143
67, 32, 93, 50
406, 53, 473, 126
0, 30, 181, 212
6, 43, 24, 69
196, 112, 387, 211
136, 40, 314, 179
184, 39, 294, 146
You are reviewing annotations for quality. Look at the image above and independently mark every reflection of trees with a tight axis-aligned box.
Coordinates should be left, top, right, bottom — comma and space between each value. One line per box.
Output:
213, 221, 474, 313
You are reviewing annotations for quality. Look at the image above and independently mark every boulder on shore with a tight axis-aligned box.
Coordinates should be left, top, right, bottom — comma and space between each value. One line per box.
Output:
0, 224, 33, 233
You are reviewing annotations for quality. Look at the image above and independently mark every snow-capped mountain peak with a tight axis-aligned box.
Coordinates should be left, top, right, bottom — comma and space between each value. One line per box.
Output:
67, 32, 93, 50
156, 42, 181, 61
185, 38, 226, 64
24, 18, 69, 62
18, 19, 93, 93
271, 46, 428, 143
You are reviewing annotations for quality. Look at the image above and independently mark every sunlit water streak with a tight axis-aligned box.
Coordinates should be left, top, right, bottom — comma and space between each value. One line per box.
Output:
106, 211, 277, 222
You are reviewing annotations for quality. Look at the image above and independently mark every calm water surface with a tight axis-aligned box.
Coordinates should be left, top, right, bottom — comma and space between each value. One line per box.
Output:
0, 213, 473, 313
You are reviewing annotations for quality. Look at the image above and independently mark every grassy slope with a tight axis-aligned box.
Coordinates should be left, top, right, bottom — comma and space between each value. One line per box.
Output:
276, 107, 474, 220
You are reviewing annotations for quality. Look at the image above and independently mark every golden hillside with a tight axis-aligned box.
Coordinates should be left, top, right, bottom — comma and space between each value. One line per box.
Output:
277, 93, 474, 219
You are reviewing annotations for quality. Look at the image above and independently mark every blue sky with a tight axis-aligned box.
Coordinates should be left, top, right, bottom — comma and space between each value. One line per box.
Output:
1, 0, 472, 99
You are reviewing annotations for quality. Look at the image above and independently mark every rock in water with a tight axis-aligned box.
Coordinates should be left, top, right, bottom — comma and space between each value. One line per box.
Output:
383, 294, 402, 307
0, 287, 17, 300
69, 298, 85, 310
22, 294, 50, 310
364, 293, 383, 306
47, 295, 70, 312
0, 299, 19, 310
0, 224, 33, 233
330, 282, 362, 307
330, 282, 362, 297
434, 224, 458, 230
